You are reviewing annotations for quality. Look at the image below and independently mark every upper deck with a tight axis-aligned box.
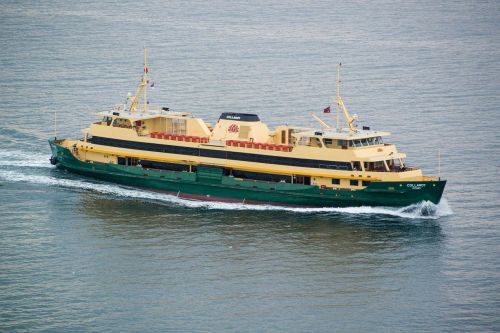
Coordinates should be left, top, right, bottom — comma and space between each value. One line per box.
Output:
75, 53, 437, 183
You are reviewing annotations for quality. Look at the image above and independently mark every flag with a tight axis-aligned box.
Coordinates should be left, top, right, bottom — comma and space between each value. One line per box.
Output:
323, 106, 331, 113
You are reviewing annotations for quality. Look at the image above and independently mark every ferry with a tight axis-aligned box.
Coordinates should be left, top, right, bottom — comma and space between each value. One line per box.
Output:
49, 50, 446, 207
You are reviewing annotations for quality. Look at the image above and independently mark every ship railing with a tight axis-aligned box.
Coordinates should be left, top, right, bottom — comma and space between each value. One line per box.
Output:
364, 166, 417, 173
150, 132, 209, 143
388, 165, 417, 172
225, 140, 293, 152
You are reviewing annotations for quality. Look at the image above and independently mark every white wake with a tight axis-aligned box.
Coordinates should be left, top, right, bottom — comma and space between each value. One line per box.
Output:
0, 150, 52, 168
0, 166, 453, 219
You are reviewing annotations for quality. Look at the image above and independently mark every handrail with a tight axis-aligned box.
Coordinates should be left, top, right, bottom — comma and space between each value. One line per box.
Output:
225, 140, 293, 152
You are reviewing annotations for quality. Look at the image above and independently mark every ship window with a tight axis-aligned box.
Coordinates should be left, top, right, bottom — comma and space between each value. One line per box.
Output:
332, 178, 340, 185
311, 137, 323, 148
297, 137, 309, 146
362, 180, 371, 186
295, 176, 311, 185
112, 118, 132, 128
337, 139, 349, 149
350, 179, 359, 186
231, 169, 292, 183
323, 138, 334, 148
140, 160, 190, 172
366, 161, 386, 171
102, 116, 113, 126
89, 136, 354, 171
172, 118, 186, 135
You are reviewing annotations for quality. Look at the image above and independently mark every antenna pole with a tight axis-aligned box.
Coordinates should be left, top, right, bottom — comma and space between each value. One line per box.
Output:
438, 149, 441, 180
336, 63, 341, 130
144, 48, 148, 113
54, 109, 57, 138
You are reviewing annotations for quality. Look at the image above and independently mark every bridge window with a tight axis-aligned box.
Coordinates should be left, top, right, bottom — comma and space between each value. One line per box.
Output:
311, 137, 323, 148
102, 116, 113, 126
364, 161, 386, 171
323, 138, 335, 148
337, 139, 349, 149
350, 136, 384, 147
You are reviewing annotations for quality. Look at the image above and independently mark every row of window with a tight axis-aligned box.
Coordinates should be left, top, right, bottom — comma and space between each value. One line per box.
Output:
298, 136, 384, 149
349, 136, 383, 147
116, 156, 366, 188
332, 178, 371, 186
90, 136, 353, 171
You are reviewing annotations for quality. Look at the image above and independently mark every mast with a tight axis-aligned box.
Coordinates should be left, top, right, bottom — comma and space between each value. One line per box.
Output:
54, 109, 57, 138
336, 63, 358, 133
128, 48, 149, 113
144, 48, 148, 113
438, 149, 441, 180
336, 63, 340, 131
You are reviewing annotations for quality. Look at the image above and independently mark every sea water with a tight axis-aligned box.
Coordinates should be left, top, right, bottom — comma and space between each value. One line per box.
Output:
0, 1, 499, 331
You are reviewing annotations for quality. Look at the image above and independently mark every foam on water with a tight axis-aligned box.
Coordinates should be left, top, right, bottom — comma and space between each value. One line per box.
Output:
0, 150, 52, 168
0, 167, 453, 219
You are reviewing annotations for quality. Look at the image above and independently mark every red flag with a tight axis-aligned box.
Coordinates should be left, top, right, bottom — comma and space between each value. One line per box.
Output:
323, 106, 331, 113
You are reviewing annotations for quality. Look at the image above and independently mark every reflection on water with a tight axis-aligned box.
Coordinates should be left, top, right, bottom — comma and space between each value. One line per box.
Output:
65, 193, 448, 331
78, 193, 445, 257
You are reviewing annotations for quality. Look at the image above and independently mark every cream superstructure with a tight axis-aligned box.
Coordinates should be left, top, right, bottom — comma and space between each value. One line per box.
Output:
67, 57, 435, 189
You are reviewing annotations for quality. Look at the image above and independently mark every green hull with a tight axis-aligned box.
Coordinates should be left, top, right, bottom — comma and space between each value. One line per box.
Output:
49, 140, 446, 207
